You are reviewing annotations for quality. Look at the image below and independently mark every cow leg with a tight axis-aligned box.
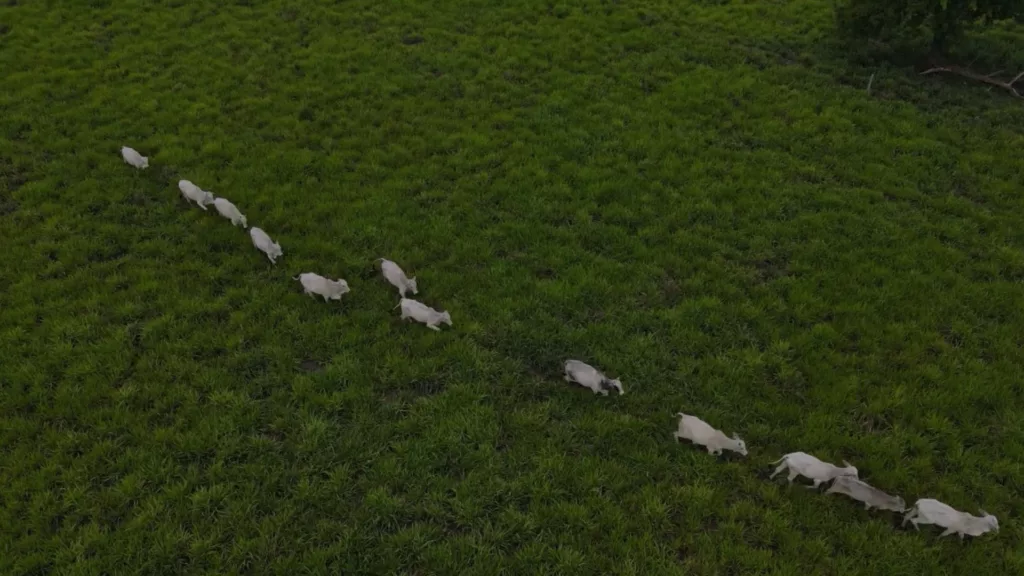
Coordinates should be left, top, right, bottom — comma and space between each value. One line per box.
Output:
902, 511, 916, 526
939, 528, 955, 538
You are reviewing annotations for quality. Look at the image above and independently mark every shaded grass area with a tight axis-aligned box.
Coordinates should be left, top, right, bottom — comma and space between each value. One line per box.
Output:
2, 0, 1024, 573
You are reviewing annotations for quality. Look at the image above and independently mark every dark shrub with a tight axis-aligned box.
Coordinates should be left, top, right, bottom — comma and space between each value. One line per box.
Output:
837, 0, 1024, 52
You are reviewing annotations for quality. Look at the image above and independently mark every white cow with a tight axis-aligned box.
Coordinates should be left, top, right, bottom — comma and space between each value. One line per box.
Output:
377, 258, 417, 297
825, 476, 906, 512
769, 452, 858, 489
178, 180, 214, 210
212, 197, 247, 228
397, 298, 451, 331
249, 227, 283, 264
563, 360, 624, 396
121, 146, 148, 169
294, 273, 349, 302
674, 413, 747, 456
902, 499, 999, 539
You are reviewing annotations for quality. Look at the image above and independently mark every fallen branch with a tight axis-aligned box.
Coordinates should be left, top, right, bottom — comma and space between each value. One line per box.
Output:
921, 65, 1024, 98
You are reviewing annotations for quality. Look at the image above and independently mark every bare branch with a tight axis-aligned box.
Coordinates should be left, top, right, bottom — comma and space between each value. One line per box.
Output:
920, 65, 1023, 99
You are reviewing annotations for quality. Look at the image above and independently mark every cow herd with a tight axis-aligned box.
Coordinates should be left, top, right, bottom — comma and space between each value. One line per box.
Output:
121, 146, 453, 331
120, 145, 1000, 541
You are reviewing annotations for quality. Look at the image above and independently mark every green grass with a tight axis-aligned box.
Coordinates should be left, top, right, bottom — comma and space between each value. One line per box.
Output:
2, 0, 1024, 573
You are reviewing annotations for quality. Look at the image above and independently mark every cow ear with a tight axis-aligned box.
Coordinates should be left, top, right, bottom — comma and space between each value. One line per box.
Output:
979, 509, 989, 516
842, 460, 851, 467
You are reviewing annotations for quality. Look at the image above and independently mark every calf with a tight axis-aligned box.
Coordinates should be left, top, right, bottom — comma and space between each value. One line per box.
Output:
902, 499, 999, 539
294, 273, 349, 302
121, 146, 148, 169
825, 476, 905, 512
397, 298, 451, 331
249, 227, 283, 264
769, 452, 858, 489
212, 197, 247, 228
563, 360, 624, 396
178, 180, 214, 210
377, 258, 418, 297
674, 413, 747, 456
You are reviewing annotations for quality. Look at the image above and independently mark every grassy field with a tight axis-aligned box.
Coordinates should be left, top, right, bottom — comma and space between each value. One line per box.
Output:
3, 0, 1024, 573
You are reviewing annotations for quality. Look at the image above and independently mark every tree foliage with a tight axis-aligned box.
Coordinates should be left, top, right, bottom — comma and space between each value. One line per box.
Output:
837, 0, 1024, 52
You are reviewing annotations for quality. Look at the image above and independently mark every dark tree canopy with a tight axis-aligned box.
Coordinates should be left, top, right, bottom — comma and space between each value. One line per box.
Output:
838, 0, 1024, 51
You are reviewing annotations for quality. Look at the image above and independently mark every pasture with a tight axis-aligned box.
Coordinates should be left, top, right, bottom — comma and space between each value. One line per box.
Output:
2, 0, 1023, 573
